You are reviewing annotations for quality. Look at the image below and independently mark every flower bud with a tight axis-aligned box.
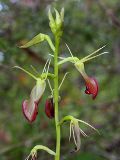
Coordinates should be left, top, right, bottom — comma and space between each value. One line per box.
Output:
45, 98, 54, 119
48, 8, 64, 36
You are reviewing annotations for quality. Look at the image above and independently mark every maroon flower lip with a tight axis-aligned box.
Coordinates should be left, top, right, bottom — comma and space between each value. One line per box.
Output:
85, 77, 98, 99
22, 100, 39, 123
21, 80, 46, 123
74, 62, 99, 99
45, 98, 54, 119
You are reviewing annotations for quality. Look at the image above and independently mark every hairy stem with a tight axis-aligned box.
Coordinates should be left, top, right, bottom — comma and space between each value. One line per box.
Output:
54, 36, 60, 160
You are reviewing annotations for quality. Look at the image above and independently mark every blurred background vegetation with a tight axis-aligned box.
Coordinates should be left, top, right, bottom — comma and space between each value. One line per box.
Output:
0, 0, 120, 160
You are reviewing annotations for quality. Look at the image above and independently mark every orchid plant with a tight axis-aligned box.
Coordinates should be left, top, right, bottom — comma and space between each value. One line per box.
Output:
15, 8, 108, 160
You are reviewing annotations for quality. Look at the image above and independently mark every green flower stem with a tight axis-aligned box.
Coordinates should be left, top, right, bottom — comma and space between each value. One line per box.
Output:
58, 57, 79, 66
41, 73, 55, 79
31, 145, 56, 156
58, 115, 74, 125
54, 36, 61, 160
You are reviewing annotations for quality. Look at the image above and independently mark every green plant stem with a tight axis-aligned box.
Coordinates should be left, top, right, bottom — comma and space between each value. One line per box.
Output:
58, 57, 79, 66
41, 73, 55, 79
54, 36, 60, 160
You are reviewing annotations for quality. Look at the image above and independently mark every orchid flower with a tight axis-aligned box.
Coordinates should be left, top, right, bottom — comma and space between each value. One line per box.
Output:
14, 59, 51, 123
75, 61, 98, 99
59, 115, 99, 152
58, 45, 108, 99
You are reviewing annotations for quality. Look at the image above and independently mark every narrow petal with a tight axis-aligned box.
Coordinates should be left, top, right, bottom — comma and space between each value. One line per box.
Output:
72, 125, 77, 147
79, 128, 88, 137
74, 123, 81, 152
77, 119, 100, 134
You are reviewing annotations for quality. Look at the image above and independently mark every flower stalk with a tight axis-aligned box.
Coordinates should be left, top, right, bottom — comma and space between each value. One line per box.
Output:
54, 36, 61, 160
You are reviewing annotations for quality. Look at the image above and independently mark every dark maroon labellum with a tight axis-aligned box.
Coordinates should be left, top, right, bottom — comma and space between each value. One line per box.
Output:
85, 77, 98, 99
45, 98, 54, 119
22, 100, 38, 123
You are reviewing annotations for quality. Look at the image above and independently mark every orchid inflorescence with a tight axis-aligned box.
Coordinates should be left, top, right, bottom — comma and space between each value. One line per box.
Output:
14, 8, 108, 160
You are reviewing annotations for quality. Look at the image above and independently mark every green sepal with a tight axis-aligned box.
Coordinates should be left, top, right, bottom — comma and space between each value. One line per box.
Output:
20, 33, 55, 52
14, 66, 54, 81
13, 66, 38, 80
